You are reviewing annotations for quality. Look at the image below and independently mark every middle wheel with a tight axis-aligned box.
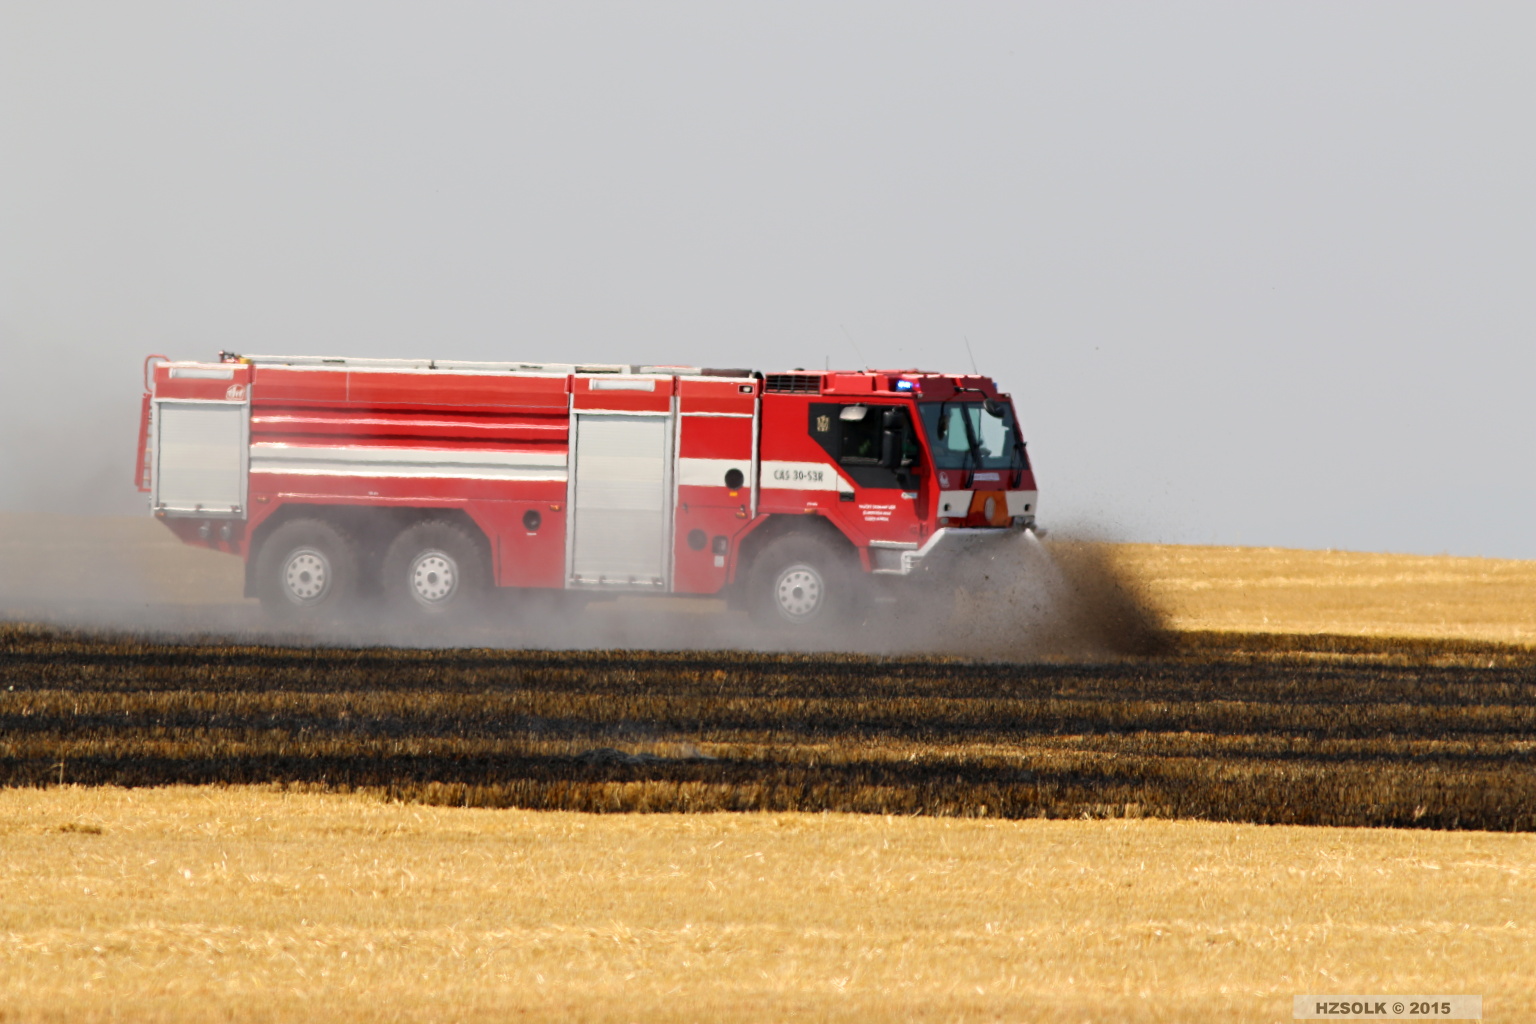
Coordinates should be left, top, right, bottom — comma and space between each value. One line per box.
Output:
382, 519, 489, 618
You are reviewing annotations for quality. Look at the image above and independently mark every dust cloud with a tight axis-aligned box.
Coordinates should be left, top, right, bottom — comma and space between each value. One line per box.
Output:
922, 530, 1167, 659
0, 511, 1165, 659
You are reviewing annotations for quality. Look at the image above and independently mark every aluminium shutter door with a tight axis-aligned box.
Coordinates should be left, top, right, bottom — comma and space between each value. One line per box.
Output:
570, 414, 672, 585
154, 402, 248, 514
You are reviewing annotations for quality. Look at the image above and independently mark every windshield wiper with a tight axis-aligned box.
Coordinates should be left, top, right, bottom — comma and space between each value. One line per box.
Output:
957, 408, 983, 489
1010, 437, 1028, 488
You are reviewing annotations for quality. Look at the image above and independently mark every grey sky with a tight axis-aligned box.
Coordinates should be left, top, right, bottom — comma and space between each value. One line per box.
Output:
3, 2, 1532, 557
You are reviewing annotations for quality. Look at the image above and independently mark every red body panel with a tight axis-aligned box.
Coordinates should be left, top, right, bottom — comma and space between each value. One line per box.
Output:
673, 381, 756, 594
263, 414, 562, 440
570, 376, 673, 413
152, 362, 252, 401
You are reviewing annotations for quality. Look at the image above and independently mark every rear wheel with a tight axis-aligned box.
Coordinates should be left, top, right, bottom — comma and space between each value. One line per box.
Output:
255, 518, 362, 623
382, 519, 489, 620
746, 534, 865, 635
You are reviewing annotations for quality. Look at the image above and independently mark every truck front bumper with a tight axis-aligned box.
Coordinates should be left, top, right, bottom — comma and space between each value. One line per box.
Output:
868, 523, 1037, 576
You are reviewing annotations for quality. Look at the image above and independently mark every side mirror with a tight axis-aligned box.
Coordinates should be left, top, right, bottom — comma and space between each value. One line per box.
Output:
984, 398, 1005, 418
839, 405, 868, 422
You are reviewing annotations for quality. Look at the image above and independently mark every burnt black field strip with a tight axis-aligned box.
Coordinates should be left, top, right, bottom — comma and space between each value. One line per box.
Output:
2, 624, 1534, 830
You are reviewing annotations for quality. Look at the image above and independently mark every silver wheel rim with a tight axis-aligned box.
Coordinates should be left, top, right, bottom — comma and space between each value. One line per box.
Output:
773, 564, 825, 621
409, 550, 458, 605
281, 549, 330, 604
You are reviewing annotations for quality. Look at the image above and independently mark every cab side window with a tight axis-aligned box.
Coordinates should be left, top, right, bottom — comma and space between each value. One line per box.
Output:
808, 403, 915, 488
838, 410, 882, 463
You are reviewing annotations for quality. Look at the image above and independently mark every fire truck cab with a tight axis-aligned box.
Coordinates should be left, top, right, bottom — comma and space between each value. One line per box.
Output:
137, 354, 1039, 632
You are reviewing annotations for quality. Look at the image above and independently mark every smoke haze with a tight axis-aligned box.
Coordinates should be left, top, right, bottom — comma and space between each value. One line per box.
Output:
0, 512, 1164, 659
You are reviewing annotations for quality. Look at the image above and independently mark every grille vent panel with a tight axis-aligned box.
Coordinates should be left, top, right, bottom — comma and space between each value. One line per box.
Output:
764, 373, 823, 394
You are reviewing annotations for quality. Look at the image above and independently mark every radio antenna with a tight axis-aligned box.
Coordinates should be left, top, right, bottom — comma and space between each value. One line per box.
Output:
963, 335, 979, 375
839, 324, 870, 370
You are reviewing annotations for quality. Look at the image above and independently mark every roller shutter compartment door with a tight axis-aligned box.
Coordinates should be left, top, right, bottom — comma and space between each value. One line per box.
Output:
154, 401, 249, 515
569, 414, 672, 587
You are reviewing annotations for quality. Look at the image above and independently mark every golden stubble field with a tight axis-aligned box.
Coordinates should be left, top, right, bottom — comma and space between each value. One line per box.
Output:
1112, 541, 1536, 645
2, 515, 1536, 1022
5, 787, 1534, 1024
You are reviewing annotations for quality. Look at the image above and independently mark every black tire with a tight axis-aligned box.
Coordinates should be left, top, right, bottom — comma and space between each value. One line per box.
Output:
745, 533, 865, 634
381, 518, 490, 619
254, 518, 362, 623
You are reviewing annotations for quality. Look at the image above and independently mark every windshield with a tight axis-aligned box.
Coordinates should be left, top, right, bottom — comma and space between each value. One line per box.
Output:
918, 401, 1021, 471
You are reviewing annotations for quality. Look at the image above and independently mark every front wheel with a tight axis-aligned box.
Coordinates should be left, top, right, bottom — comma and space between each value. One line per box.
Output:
382, 519, 489, 620
746, 534, 864, 635
254, 518, 362, 623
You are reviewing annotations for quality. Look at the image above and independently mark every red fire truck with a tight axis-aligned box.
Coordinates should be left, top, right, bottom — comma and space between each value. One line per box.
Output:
136, 353, 1038, 631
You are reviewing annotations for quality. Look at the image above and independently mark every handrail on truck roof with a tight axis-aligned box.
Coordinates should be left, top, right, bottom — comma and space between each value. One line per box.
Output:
219, 353, 762, 379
